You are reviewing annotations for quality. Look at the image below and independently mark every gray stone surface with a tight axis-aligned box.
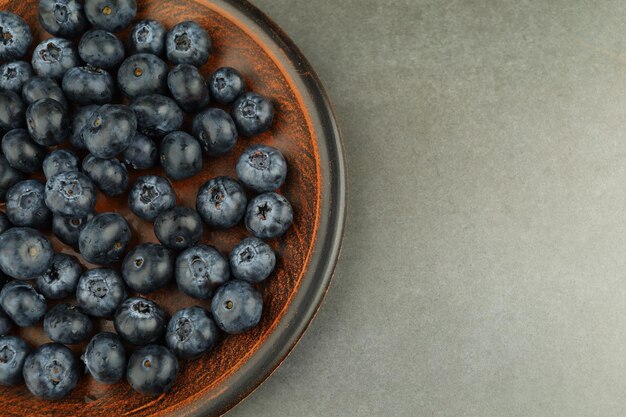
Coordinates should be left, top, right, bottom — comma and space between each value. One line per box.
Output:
229, 1, 626, 416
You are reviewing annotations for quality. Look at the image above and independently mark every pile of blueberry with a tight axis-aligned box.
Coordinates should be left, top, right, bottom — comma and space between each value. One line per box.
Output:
0, 0, 293, 400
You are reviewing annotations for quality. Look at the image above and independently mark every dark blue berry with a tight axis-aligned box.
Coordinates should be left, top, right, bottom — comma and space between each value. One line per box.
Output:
209, 67, 244, 104
36, 253, 82, 300
21, 76, 67, 108
211, 280, 262, 334
245, 192, 293, 239
236, 144, 287, 193
114, 297, 166, 345
0, 61, 33, 93
5, 179, 51, 229
83, 332, 125, 384
196, 176, 246, 229
232, 92, 274, 137
45, 171, 97, 217
0, 336, 30, 386
42, 149, 80, 179
123, 133, 158, 170
52, 212, 94, 247
127, 344, 178, 396
26, 98, 68, 146
76, 268, 126, 317
154, 206, 203, 250
0, 309, 11, 336
167, 64, 209, 113
160, 131, 203, 181
0, 227, 53, 280
79, 212, 131, 265
0, 212, 12, 234
69, 104, 98, 149
44, 303, 93, 344
165, 306, 219, 359
31, 38, 80, 80
118, 53, 168, 98
128, 175, 176, 221
0, 155, 22, 200
62, 66, 115, 105
0, 90, 25, 130
122, 243, 173, 293
79, 30, 124, 69
84, 104, 136, 158
39, 0, 87, 38
192, 108, 238, 156
166, 21, 211, 67
0, 281, 46, 327
23, 343, 78, 400
131, 94, 183, 137
2, 129, 46, 173
129, 20, 165, 56
229, 237, 276, 283
0, 12, 32, 61
85, 0, 137, 33
82, 154, 129, 196
175, 245, 229, 300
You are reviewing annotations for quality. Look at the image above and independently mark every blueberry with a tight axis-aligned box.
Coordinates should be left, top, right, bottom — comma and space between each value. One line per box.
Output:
82, 154, 129, 196
129, 20, 166, 56
131, 94, 183, 138
62, 66, 115, 105
36, 253, 81, 300
32, 38, 80, 80
2, 129, 46, 174
38, 0, 87, 38
0, 61, 33, 93
82, 332, 125, 384
26, 98, 68, 146
76, 268, 126, 317
5, 180, 51, 229
128, 175, 176, 221
0, 12, 32, 61
211, 280, 262, 334
0, 228, 53, 280
167, 64, 209, 113
45, 171, 97, 217
0, 155, 22, 200
85, 0, 137, 33
118, 53, 168, 98
123, 133, 158, 170
23, 343, 78, 400
44, 303, 93, 344
245, 192, 293, 239
0, 336, 30, 386
69, 104, 98, 149
192, 108, 238, 156
0, 309, 12, 336
236, 144, 287, 193
127, 344, 178, 396
0, 281, 46, 327
160, 131, 203, 181
52, 212, 94, 247
229, 237, 276, 283
84, 104, 137, 158
114, 297, 166, 345
122, 243, 173, 293
166, 21, 211, 67
175, 245, 229, 300
209, 67, 244, 104
196, 176, 246, 229
0, 212, 11, 235
0, 90, 25, 130
232, 92, 274, 137
165, 306, 219, 359
154, 207, 203, 250
42, 149, 80, 179
21, 76, 67, 108
79, 212, 131, 265
79, 30, 124, 69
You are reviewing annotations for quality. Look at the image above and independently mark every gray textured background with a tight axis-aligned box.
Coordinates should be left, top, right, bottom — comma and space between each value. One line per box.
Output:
230, 1, 626, 416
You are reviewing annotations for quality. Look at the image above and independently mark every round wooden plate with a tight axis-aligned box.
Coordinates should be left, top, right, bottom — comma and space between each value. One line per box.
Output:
0, 0, 345, 415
